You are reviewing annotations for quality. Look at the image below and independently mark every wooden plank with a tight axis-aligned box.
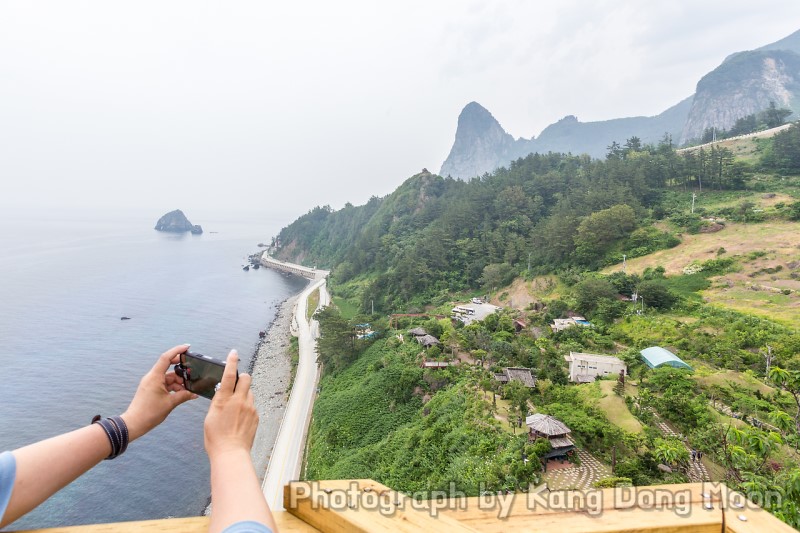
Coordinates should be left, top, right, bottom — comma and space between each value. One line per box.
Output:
435, 483, 722, 521
724, 507, 797, 533
284, 479, 479, 533
719, 484, 797, 533
12, 480, 795, 532
10, 511, 319, 533
458, 507, 721, 533
435, 483, 725, 532
10, 517, 210, 533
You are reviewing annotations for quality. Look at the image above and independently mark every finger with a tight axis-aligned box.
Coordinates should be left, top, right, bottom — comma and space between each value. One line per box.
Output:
167, 382, 185, 393
235, 373, 252, 396
219, 349, 239, 395
170, 390, 197, 408
165, 372, 185, 387
152, 344, 191, 375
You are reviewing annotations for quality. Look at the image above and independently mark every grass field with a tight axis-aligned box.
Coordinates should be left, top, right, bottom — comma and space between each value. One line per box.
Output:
693, 366, 775, 396
602, 220, 800, 324
307, 288, 320, 320
606, 221, 800, 276
678, 127, 787, 162
332, 296, 359, 319
581, 380, 643, 434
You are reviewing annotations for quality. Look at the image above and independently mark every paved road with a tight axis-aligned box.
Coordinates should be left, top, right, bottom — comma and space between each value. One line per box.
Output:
677, 122, 794, 153
261, 275, 328, 511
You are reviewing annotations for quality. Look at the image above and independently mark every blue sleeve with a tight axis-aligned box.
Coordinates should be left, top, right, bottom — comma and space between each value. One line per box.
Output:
221, 521, 273, 533
0, 451, 16, 524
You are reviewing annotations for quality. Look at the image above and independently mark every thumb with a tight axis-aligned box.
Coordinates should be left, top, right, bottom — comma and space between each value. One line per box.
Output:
171, 390, 197, 408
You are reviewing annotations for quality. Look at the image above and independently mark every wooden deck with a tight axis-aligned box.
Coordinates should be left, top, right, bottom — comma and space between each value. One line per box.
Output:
12, 480, 796, 532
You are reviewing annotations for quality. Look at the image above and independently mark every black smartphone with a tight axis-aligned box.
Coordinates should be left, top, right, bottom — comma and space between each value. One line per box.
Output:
176, 351, 237, 400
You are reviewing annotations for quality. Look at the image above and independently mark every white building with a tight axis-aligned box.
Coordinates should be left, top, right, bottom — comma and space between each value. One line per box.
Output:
564, 352, 627, 383
550, 316, 590, 332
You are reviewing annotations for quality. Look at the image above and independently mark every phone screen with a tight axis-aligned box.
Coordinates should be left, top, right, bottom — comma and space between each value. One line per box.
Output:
180, 352, 228, 400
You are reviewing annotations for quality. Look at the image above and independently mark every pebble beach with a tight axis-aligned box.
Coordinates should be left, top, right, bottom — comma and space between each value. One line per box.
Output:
249, 292, 302, 480
204, 291, 302, 516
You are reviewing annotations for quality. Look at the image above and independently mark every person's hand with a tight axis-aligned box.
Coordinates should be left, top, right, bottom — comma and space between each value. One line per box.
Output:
122, 344, 197, 440
204, 350, 258, 459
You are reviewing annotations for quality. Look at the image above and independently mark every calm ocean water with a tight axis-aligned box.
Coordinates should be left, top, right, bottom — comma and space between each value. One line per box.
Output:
0, 209, 307, 530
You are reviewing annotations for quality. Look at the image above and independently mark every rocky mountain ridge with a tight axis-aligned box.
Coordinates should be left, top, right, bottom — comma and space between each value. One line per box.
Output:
441, 29, 800, 180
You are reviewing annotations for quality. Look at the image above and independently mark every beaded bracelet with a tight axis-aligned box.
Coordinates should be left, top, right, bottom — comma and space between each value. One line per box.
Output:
91, 415, 130, 460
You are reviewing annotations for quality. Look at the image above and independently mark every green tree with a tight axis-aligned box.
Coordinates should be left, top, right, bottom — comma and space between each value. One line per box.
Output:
635, 280, 678, 310
764, 100, 793, 129
573, 204, 637, 264
769, 367, 800, 447
479, 263, 517, 292
504, 379, 531, 419
315, 306, 357, 374
573, 277, 618, 316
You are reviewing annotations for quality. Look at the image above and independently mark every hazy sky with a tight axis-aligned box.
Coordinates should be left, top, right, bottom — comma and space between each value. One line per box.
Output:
2, 1, 800, 222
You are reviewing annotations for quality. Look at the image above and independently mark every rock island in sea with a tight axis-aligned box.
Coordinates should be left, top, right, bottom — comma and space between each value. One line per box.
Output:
154, 209, 203, 234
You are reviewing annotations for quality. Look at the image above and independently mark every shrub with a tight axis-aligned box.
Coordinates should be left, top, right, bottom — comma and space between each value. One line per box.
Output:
593, 477, 633, 488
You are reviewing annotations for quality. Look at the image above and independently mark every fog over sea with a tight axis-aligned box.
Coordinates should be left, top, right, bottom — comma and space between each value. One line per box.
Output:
0, 208, 307, 530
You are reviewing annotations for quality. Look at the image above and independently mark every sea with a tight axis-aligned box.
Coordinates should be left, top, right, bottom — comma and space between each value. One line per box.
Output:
0, 208, 307, 530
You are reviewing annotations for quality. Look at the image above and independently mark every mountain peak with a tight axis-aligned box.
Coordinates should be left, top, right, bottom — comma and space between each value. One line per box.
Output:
439, 102, 519, 180
456, 102, 503, 133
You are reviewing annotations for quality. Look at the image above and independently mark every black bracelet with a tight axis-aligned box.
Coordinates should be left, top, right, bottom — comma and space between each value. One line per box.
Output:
91, 415, 129, 460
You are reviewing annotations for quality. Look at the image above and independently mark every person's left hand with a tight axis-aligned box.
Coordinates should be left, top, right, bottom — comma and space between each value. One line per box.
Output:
122, 344, 197, 440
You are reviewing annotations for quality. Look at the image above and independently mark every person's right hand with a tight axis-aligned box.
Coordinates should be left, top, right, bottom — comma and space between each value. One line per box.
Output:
203, 350, 258, 459
122, 344, 197, 441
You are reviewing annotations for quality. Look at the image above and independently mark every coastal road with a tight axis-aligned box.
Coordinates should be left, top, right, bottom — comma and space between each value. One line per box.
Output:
261, 274, 328, 511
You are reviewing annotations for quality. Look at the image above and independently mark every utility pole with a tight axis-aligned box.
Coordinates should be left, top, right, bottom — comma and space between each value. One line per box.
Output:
765, 345, 773, 379
371, 299, 374, 315
691, 192, 697, 214
527, 252, 532, 273
622, 254, 627, 273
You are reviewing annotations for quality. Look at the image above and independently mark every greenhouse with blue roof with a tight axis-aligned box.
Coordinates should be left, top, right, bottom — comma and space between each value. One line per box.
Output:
640, 346, 692, 371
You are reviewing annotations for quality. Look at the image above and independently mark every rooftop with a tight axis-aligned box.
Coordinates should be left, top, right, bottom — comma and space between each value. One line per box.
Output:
526, 413, 571, 436
504, 367, 536, 387
565, 352, 625, 365
640, 346, 693, 371
416, 334, 441, 347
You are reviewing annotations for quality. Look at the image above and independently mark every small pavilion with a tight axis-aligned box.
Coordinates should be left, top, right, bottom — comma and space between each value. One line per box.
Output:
526, 413, 575, 470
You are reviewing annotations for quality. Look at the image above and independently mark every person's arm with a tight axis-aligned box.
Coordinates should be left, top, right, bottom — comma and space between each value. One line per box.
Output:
0, 344, 196, 528
205, 350, 276, 533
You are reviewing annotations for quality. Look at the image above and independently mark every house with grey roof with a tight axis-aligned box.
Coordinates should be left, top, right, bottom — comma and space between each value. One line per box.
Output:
494, 367, 536, 388
564, 352, 627, 383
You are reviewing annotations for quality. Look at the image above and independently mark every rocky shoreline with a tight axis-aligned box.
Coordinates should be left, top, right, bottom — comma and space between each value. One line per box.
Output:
204, 289, 304, 515
249, 292, 301, 479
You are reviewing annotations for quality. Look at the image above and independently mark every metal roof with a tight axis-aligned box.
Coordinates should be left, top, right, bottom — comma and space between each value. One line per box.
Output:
566, 352, 625, 365
640, 346, 692, 370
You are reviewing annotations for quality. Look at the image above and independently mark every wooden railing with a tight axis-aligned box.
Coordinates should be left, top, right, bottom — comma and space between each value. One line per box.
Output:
13, 480, 797, 532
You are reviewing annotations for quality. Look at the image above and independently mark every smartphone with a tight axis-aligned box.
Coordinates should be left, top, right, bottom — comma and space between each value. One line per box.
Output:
177, 351, 237, 400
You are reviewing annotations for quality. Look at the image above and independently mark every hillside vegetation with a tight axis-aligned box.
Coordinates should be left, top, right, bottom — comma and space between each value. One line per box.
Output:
281, 123, 800, 528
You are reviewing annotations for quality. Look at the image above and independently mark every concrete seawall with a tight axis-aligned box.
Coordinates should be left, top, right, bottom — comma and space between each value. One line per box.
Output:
260, 254, 328, 280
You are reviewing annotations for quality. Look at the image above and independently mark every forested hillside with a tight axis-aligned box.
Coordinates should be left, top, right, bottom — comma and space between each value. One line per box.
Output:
275, 128, 800, 311
288, 124, 800, 529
